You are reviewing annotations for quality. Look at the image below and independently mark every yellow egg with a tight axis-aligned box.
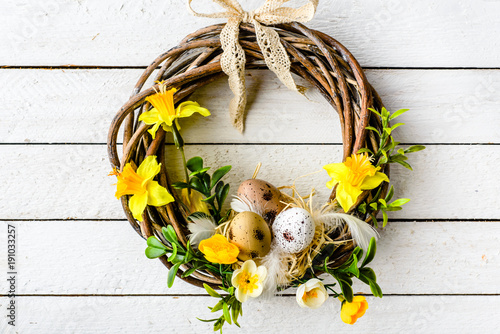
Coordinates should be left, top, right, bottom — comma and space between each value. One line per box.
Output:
228, 211, 272, 261
237, 179, 286, 224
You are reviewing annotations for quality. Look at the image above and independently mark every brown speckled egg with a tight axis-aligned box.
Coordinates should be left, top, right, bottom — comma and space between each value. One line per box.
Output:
237, 179, 286, 224
228, 211, 272, 261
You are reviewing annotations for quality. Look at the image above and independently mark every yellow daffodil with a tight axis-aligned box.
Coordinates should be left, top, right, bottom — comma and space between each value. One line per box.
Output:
182, 188, 210, 215
111, 155, 174, 221
323, 153, 389, 212
231, 260, 267, 303
296, 278, 328, 309
199, 234, 239, 264
138, 82, 210, 139
340, 295, 368, 325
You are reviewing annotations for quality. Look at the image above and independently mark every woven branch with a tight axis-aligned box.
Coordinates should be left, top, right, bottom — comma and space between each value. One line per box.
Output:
107, 22, 388, 289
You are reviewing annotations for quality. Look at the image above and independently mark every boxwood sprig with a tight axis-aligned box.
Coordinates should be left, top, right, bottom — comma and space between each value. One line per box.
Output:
172, 156, 231, 223
313, 237, 381, 303
145, 226, 228, 288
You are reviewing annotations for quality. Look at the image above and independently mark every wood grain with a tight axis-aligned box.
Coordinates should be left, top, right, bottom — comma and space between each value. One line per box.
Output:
1, 145, 498, 220
2, 1, 499, 332
1, 69, 499, 144
1, 295, 498, 334
2, 0, 500, 67
0, 220, 497, 295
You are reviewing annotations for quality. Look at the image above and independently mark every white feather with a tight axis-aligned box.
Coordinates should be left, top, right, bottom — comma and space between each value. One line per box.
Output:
317, 212, 378, 252
260, 242, 289, 299
230, 195, 263, 216
187, 214, 217, 247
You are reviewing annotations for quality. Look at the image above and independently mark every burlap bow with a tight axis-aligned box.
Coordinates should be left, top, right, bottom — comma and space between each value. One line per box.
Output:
188, 0, 318, 132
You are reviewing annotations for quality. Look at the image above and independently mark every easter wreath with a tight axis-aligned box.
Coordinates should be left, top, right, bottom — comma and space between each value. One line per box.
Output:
107, 0, 424, 331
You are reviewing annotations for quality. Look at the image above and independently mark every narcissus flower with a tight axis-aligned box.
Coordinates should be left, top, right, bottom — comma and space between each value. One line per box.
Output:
110, 155, 174, 221
296, 278, 328, 309
231, 260, 267, 303
199, 234, 239, 264
182, 188, 210, 215
323, 153, 389, 212
138, 82, 210, 139
340, 295, 368, 325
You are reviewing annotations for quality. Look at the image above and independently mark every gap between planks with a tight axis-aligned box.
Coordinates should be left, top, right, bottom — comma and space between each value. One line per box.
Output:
2, 294, 500, 297
1, 218, 499, 222
2, 66, 500, 70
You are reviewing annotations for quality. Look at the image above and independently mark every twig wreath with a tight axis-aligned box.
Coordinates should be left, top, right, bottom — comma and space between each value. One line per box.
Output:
107, 0, 424, 331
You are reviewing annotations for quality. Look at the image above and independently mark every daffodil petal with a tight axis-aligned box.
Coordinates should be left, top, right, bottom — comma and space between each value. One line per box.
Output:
161, 123, 173, 132
161, 115, 176, 127
176, 101, 211, 118
323, 163, 349, 180
146, 181, 174, 206
147, 122, 162, 140
115, 181, 128, 199
138, 108, 160, 125
336, 182, 362, 212
326, 179, 338, 189
129, 192, 148, 221
137, 156, 161, 182
360, 172, 389, 190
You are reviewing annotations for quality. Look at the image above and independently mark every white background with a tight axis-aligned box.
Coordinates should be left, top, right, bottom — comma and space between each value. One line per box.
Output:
1, 0, 500, 333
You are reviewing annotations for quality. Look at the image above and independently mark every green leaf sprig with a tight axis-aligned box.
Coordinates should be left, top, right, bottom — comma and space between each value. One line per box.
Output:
314, 237, 382, 302
172, 156, 232, 223
357, 107, 425, 227
200, 284, 242, 333
145, 226, 226, 288
359, 107, 425, 170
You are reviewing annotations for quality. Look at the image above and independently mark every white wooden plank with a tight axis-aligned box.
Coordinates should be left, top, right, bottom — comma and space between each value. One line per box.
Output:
1, 295, 499, 333
0, 220, 497, 295
1, 69, 499, 144
1, 145, 498, 220
2, 1, 500, 67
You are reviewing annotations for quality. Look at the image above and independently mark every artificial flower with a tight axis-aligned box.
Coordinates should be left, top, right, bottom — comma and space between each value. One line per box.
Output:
182, 188, 210, 215
138, 82, 210, 139
296, 278, 328, 309
110, 155, 174, 221
323, 153, 389, 212
231, 260, 267, 303
340, 295, 368, 325
198, 234, 239, 264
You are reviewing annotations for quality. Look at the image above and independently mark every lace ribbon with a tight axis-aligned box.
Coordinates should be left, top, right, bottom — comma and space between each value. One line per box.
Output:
188, 0, 318, 132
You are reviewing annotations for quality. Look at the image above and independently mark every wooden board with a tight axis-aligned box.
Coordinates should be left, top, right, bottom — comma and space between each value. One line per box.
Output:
2, 0, 500, 67
1, 295, 499, 333
1, 69, 499, 144
2, 0, 499, 332
0, 220, 497, 296
0, 144, 498, 220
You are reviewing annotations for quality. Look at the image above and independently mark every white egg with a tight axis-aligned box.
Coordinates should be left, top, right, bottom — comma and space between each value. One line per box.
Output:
272, 208, 315, 254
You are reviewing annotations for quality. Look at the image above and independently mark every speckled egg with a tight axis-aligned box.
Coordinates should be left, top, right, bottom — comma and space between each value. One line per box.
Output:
237, 179, 286, 224
272, 208, 315, 254
228, 211, 272, 261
